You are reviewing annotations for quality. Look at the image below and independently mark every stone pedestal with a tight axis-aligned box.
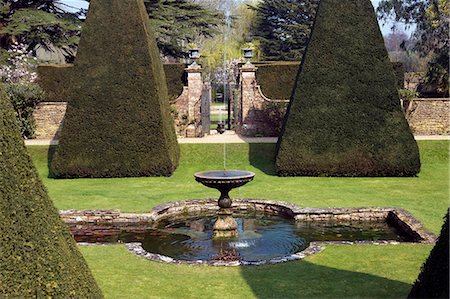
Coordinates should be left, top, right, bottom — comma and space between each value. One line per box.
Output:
213, 208, 238, 238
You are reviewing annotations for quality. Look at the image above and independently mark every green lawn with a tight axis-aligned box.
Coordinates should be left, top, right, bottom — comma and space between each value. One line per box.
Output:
27, 141, 449, 298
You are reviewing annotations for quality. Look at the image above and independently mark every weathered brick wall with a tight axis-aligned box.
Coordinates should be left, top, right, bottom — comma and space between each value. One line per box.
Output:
404, 99, 450, 135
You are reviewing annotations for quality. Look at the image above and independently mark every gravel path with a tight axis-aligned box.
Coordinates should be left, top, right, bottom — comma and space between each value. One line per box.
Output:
24, 132, 449, 146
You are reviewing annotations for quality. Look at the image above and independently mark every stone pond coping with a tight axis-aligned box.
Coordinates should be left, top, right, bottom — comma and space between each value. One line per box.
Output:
60, 199, 436, 266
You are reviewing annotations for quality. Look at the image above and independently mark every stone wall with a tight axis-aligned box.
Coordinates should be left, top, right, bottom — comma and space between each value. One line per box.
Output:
404, 98, 450, 135
34, 102, 67, 139
235, 63, 448, 137
236, 63, 288, 137
34, 64, 206, 139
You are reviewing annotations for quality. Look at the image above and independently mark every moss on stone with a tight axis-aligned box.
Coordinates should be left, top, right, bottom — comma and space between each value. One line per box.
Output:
276, 0, 420, 176
0, 84, 102, 297
50, 0, 180, 178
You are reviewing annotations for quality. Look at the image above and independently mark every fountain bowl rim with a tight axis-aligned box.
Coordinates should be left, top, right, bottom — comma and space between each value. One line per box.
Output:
194, 170, 255, 180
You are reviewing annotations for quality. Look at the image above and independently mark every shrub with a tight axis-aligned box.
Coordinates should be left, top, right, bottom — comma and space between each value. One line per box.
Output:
51, 0, 180, 178
164, 63, 187, 101
37, 64, 73, 102
5, 82, 44, 138
38, 63, 185, 102
0, 84, 102, 297
276, 0, 420, 176
255, 61, 403, 100
408, 210, 449, 298
255, 62, 299, 100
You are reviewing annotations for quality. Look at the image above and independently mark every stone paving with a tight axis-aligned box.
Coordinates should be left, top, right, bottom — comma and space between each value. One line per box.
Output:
24, 131, 449, 146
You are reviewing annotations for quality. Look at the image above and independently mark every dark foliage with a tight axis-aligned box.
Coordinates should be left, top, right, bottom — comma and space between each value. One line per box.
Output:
276, 0, 420, 177
5, 82, 44, 138
37, 64, 73, 102
0, 84, 102, 297
255, 62, 299, 100
408, 210, 449, 298
250, 0, 319, 61
37, 63, 185, 102
377, 0, 449, 96
163, 63, 187, 100
51, 0, 179, 178
391, 62, 405, 89
0, 0, 82, 59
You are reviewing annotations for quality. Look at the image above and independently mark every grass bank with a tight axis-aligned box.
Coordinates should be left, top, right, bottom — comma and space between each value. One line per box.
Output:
29, 141, 448, 233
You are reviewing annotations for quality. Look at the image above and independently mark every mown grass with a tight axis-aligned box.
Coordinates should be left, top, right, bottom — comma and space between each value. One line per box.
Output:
80, 244, 432, 298
26, 141, 448, 298
29, 141, 448, 233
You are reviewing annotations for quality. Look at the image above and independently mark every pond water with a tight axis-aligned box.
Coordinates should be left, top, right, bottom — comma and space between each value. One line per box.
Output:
70, 214, 411, 262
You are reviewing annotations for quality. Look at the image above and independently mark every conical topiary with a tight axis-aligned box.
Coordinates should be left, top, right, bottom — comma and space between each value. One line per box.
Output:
0, 84, 103, 297
51, 0, 179, 178
275, 0, 420, 176
408, 210, 449, 298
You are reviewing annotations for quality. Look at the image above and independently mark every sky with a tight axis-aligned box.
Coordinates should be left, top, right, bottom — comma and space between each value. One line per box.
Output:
60, 0, 414, 36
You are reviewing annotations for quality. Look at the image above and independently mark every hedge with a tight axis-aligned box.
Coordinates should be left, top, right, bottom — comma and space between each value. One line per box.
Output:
256, 62, 300, 100
37, 63, 186, 102
0, 84, 102, 297
51, 0, 180, 178
275, 0, 420, 176
408, 210, 449, 298
37, 64, 73, 102
255, 61, 404, 101
163, 63, 187, 100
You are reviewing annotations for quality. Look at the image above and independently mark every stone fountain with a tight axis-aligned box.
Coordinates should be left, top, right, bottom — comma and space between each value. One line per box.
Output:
194, 170, 255, 238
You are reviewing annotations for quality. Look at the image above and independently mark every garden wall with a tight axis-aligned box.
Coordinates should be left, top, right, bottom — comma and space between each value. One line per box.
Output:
35, 62, 205, 139
403, 98, 450, 135
236, 62, 448, 137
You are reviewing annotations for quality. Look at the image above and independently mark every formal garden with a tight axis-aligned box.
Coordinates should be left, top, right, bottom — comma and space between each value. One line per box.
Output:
1, 0, 449, 298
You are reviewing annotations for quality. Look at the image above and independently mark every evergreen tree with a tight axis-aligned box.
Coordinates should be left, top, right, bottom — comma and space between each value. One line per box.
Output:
408, 210, 449, 298
145, 0, 223, 58
51, 0, 180, 178
0, 83, 102, 297
250, 0, 319, 61
377, 0, 449, 96
276, 0, 420, 176
0, 0, 82, 61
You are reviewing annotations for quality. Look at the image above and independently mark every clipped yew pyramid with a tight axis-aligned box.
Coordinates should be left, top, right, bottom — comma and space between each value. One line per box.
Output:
0, 85, 102, 297
408, 210, 449, 298
276, 0, 420, 176
51, 0, 179, 178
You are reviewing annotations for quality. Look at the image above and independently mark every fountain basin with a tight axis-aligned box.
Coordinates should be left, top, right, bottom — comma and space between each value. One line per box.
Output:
194, 170, 255, 238
62, 200, 436, 266
194, 170, 255, 208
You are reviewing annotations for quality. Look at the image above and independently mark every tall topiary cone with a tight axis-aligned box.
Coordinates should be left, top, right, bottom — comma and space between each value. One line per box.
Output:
51, 0, 179, 178
275, 0, 420, 176
0, 85, 102, 297
408, 210, 449, 298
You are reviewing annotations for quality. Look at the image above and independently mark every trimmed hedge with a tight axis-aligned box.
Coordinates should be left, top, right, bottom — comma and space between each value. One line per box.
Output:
37, 64, 73, 102
164, 63, 187, 100
275, 0, 420, 176
0, 84, 102, 297
255, 61, 403, 101
408, 210, 449, 298
256, 62, 300, 100
37, 63, 186, 102
51, 0, 180, 178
